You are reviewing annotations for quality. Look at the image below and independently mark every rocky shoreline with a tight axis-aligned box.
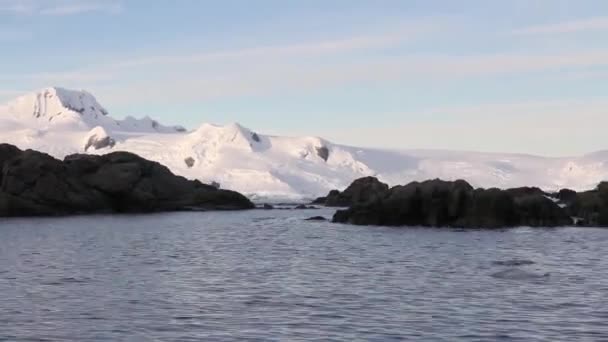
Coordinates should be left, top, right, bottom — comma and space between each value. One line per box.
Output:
2, 143, 607, 228
0, 144, 254, 217
314, 177, 608, 228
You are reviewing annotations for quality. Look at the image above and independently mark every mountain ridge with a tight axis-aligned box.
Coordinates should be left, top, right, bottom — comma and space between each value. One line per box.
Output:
1, 87, 606, 200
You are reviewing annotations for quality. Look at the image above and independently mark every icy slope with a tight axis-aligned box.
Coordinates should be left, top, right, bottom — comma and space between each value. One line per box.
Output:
1, 87, 607, 200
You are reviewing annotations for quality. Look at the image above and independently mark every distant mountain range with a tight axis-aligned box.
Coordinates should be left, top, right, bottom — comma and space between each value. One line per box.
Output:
1, 87, 606, 200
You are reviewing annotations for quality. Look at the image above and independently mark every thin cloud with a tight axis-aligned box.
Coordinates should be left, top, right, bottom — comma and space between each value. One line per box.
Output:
0, 19, 446, 85
31, 48, 608, 105
105, 20, 444, 69
0, 1, 33, 13
41, 2, 122, 15
513, 16, 608, 35
0, 0, 123, 16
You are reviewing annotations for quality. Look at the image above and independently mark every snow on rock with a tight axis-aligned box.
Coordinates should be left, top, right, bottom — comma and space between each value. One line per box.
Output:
117, 115, 186, 133
3, 87, 114, 130
83, 126, 115, 151
1, 86, 608, 200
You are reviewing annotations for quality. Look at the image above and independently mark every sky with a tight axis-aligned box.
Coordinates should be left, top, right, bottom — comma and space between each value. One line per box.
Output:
1, 0, 607, 156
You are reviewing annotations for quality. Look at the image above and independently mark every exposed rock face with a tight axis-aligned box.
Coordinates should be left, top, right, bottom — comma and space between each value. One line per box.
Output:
184, 157, 195, 168
84, 126, 115, 151
0, 144, 254, 217
315, 146, 329, 162
332, 178, 573, 228
85, 135, 115, 151
559, 182, 608, 226
251, 132, 261, 142
316, 177, 389, 207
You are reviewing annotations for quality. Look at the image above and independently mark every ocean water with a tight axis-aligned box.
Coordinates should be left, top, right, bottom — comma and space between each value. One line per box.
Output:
0, 208, 607, 341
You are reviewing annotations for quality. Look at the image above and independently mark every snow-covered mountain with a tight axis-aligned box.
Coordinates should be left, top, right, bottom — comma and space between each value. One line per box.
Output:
1, 87, 607, 200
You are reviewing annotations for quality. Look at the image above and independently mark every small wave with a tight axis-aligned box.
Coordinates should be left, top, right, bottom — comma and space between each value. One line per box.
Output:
491, 268, 550, 280
492, 259, 535, 266
40, 277, 92, 286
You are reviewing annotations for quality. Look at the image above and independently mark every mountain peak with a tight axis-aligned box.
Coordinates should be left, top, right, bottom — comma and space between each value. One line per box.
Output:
3, 87, 110, 129
1, 87, 186, 133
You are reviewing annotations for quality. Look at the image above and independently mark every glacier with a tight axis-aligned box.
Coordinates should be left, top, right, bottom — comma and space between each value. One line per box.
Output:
1, 87, 606, 201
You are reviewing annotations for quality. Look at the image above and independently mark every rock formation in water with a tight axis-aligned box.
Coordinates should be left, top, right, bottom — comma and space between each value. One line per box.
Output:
330, 177, 584, 228
0, 144, 254, 216
313, 176, 390, 207
556, 182, 608, 226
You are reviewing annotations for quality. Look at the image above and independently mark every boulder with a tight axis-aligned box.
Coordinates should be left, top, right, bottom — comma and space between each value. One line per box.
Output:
0, 144, 254, 216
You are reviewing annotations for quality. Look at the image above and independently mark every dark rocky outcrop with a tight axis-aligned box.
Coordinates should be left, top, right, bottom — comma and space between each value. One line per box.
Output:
251, 132, 261, 142
555, 188, 578, 204
315, 177, 390, 207
84, 134, 115, 151
0, 144, 254, 217
558, 182, 608, 226
184, 157, 195, 168
332, 178, 574, 228
294, 204, 317, 210
315, 146, 329, 162
311, 195, 328, 205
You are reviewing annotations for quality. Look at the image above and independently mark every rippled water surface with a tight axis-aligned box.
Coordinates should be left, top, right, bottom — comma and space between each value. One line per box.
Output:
1, 208, 608, 341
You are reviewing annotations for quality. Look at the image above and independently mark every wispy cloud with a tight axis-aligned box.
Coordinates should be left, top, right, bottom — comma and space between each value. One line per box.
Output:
104, 20, 445, 69
17, 47, 608, 106
0, 19, 446, 86
513, 16, 608, 35
0, 0, 123, 16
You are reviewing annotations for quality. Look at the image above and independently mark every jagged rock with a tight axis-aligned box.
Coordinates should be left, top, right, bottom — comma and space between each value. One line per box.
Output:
0, 144, 254, 217
262, 203, 274, 210
321, 177, 389, 207
332, 178, 573, 228
184, 157, 195, 168
315, 146, 329, 162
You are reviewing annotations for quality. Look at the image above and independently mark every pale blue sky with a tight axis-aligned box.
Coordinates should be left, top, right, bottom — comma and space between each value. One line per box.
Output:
1, 0, 608, 155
